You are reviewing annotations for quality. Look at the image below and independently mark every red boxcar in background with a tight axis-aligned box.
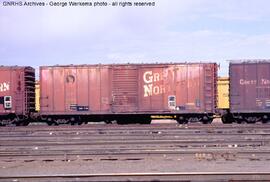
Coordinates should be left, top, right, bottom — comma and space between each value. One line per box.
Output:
227, 60, 270, 123
0, 66, 35, 125
40, 63, 217, 125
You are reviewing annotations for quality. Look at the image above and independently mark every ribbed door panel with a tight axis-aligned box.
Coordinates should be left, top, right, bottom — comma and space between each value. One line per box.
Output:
112, 67, 138, 112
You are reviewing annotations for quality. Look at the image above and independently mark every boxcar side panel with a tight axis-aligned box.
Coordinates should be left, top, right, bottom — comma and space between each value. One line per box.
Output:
257, 63, 270, 109
40, 66, 111, 114
40, 68, 53, 112
54, 68, 65, 112
230, 62, 270, 113
77, 68, 89, 111
88, 66, 111, 113
13, 69, 24, 114
139, 66, 166, 111
89, 68, 100, 112
64, 68, 77, 112
186, 64, 202, 111
137, 63, 217, 113
0, 67, 35, 117
175, 65, 188, 110
99, 67, 111, 112
88, 67, 111, 112
0, 69, 14, 114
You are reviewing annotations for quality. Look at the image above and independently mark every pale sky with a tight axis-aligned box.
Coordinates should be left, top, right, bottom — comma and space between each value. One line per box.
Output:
1, 0, 270, 76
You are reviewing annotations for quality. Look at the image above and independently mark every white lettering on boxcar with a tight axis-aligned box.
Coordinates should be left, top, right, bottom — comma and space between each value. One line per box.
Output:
240, 79, 270, 85
240, 79, 257, 85
261, 79, 270, 85
143, 71, 160, 84
0, 82, 10, 92
143, 71, 165, 97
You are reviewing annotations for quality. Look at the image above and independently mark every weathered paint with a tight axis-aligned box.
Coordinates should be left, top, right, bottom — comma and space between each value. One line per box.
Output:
0, 66, 35, 116
40, 65, 111, 114
40, 63, 217, 115
230, 61, 270, 113
0, 82, 10, 92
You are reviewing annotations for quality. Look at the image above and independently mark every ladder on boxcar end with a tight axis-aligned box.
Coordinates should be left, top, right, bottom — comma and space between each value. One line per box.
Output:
24, 68, 36, 114
204, 65, 217, 113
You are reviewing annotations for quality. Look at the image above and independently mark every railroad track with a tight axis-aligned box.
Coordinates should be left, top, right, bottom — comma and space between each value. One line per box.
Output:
1, 122, 270, 132
1, 123, 270, 181
1, 127, 270, 162
1, 172, 270, 182
1, 123, 270, 137
1, 149, 270, 163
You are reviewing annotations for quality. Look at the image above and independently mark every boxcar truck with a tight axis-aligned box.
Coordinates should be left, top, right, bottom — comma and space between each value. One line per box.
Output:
226, 60, 270, 123
0, 66, 35, 126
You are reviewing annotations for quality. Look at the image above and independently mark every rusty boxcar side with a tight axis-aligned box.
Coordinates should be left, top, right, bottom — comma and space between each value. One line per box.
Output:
0, 66, 35, 125
229, 60, 270, 123
40, 63, 217, 124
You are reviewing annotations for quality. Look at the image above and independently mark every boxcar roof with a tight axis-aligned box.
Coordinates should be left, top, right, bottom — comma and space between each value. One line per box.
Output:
40, 62, 216, 68
229, 59, 270, 64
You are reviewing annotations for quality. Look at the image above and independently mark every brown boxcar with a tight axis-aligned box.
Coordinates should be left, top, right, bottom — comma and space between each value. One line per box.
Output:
40, 63, 217, 124
228, 60, 270, 123
0, 66, 35, 125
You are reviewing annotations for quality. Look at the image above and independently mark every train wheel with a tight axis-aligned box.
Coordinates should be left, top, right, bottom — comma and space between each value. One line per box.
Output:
176, 116, 187, 124
48, 122, 58, 126
117, 120, 126, 125
104, 120, 112, 124
262, 115, 269, 123
202, 116, 212, 124
47, 118, 58, 126
70, 117, 77, 125
139, 119, 151, 124
77, 120, 83, 125
202, 120, 212, 124
177, 120, 188, 124
236, 119, 243, 124
246, 119, 256, 124
221, 113, 233, 124
245, 116, 257, 124
18, 120, 29, 126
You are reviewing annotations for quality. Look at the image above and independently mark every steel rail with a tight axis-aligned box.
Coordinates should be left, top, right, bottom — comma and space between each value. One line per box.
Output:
1, 130, 270, 137
1, 171, 270, 179
1, 148, 269, 161
1, 123, 270, 131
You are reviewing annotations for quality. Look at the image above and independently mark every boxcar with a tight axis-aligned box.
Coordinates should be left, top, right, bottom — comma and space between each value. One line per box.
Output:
39, 63, 217, 125
0, 66, 35, 125
228, 60, 270, 123
217, 77, 229, 118
217, 77, 229, 110
35, 81, 40, 112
